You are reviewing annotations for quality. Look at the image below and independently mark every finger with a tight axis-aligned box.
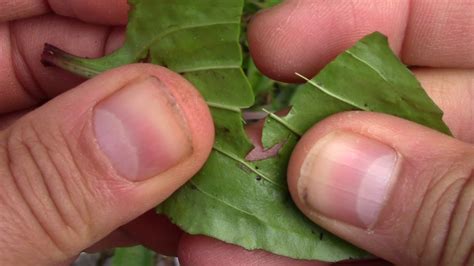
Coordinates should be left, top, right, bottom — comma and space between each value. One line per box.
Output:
0, 109, 32, 130
118, 211, 183, 256
0, 64, 214, 265
178, 235, 324, 266
0, 15, 125, 114
248, 0, 474, 82
0, 0, 49, 22
85, 230, 138, 252
0, 0, 129, 25
414, 68, 474, 143
288, 112, 474, 265
86, 211, 182, 256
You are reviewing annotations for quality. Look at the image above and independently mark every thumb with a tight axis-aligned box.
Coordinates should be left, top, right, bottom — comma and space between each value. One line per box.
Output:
288, 112, 473, 265
0, 64, 214, 265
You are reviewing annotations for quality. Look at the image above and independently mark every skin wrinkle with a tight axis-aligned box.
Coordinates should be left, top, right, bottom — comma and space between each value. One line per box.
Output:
10, 21, 49, 101
4, 128, 68, 262
419, 177, 466, 264
407, 151, 474, 265
59, 104, 128, 235
15, 124, 74, 257
404, 158, 452, 262
7, 22, 40, 104
442, 169, 474, 264
58, 127, 94, 230
22, 125, 71, 233
443, 177, 473, 263
101, 26, 115, 57
58, 107, 100, 223
0, 133, 30, 237
29, 122, 89, 241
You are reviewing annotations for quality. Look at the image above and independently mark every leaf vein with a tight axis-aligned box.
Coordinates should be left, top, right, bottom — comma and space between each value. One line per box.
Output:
189, 180, 268, 223
295, 73, 368, 111
139, 21, 240, 61
178, 65, 241, 73
208, 103, 241, 112
262, 109, 301, 136
212, 146, 284, 189
188, 180, 321, 241
344, 50, 389, 83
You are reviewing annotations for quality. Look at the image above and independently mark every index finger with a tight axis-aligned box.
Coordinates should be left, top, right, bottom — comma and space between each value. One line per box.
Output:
248, 0, 474, 82
0, 0, 129, 25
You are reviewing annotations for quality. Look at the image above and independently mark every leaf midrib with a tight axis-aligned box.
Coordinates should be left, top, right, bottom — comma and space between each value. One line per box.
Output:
295, 73, 368, 111
344, 50, 390, 83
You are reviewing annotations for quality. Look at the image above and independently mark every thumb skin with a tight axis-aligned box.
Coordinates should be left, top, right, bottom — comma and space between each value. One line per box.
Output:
288, 112, 474, 265
0, 64, 214, 265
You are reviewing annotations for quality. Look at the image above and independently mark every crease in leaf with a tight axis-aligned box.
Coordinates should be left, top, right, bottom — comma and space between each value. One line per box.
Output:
41, 0, 450, 262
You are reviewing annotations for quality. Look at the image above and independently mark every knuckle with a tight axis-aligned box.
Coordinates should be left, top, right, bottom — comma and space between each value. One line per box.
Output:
439, 166, 474, 265
408, 151, 474, 265
1, 120, 96, 258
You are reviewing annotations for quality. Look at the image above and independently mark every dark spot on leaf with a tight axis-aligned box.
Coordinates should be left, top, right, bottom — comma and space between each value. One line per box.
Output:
256, 176, 262, 181
319, 232, 324, 240
238, 163, 253, 174
255, 166, 259, 170
190, 184, 197, 190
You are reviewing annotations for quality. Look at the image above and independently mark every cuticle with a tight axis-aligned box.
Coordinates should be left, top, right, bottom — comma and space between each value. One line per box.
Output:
147, 76, 194, 154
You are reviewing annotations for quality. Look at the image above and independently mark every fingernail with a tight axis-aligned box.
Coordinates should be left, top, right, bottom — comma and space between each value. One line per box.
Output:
298, 132, 400, 228
93, 77, 191, 181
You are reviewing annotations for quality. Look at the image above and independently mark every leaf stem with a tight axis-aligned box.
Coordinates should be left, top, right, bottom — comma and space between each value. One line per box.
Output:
41, 43, 100, 78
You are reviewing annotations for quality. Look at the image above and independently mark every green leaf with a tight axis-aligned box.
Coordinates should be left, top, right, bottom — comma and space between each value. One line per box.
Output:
111, 246, 155, 266
159, 32, 451, 262
41, 0, 450, 262
262, 32, 450, 150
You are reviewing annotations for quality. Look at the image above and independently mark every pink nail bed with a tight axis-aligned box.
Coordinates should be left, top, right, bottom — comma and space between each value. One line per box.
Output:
298, 132, 399, 228
93, 77, 191, 181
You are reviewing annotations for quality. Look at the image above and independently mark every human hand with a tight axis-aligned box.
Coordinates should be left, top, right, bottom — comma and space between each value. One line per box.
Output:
0, 1, 214, 265
179, 1, 474, 265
